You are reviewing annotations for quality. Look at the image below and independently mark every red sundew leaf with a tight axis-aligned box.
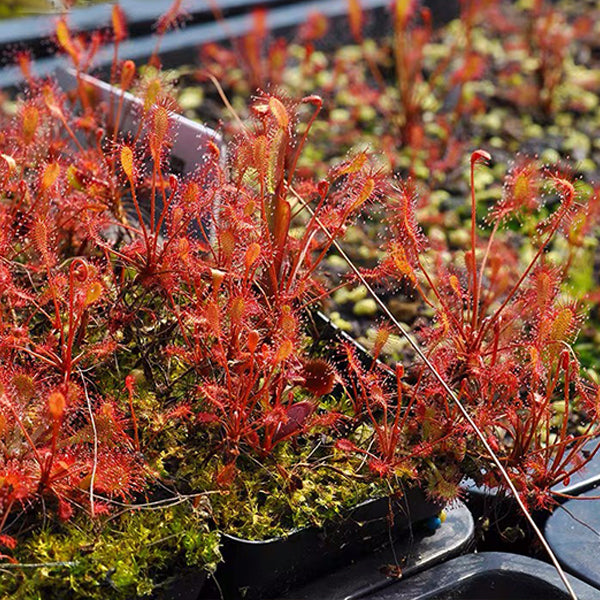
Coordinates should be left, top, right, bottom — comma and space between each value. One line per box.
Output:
205, 302, 221, 336
273, 198, 291, 256
86, 452, 143, 500
373, 327, 391, 359
40, 162, 60, 192
298, 12, 329, 42
383, 241, 417, 285
56, 19, 79, 66
15, 50, 32, 82
155, 0, 187, 35
164, 404, 192, 421
343, 342, 364, 377
196, 412, 219, 424
301, 359, 336, 396
336, 438, 358, 453
92, 501, 112, 516
550, 175, 575, 208
245, 429, 260, 450
269, 96, 289, 130
547, 304, 582, 344
84, 282, 102, 307
244, 243, 261, 269
331, 151, 368, 180
263, 406, 286, 428
112, 4, 128, 42
368, 457, 393, 478
207, 139, 221, 162
219, 230, 236, 261
347, 0, 363, 43
229, 296, 245, 326
32, 218, 56, 267
124, 375, 136, 395
395, 0, 418, 27
150, 105, 170, 153
451, 52, 486, 86
251, 7, 267, 39
92, 402, 131, 444
0, 154, 16, 179
0, 535, 17, 550
388, 183, 426, 261
215, 462, 237, 488
247, 330, 260, 353
470, 149, 491, 166
274, 339, 293, 364
120, 145, 135, 183
349, 177, 375, 213
48, 391, 66, 420
489, 158, 541, 223
58, 498, 74, 521
271, 401, 314, 444
0, 469, 32, 503
312, 411, 345, 429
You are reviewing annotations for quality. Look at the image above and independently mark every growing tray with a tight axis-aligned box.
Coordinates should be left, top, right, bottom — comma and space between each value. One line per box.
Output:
545, 487, 600, 590
282, 499, 474, 600
363, 552, 600, 600
200, 312, 451, 600
48, 64, 442, 600
153, 570, 208, 600
0, 0, 310, 67
0, 0, 460, 88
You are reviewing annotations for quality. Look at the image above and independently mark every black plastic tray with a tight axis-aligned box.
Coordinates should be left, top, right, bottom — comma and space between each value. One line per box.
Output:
154, 570, 208, 600
0, 0, 309, 63
545, 487, 600, 590
364, 552, 600, 600
283, 499, 474, 600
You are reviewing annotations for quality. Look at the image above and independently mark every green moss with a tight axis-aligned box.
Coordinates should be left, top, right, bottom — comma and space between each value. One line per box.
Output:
1, 503, 220, 600
204, 458, 387, 540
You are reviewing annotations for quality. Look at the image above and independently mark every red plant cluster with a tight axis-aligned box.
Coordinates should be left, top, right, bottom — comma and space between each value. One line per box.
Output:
356, 153, 600, 509
0, 0, 598, 559
0, 4, 388, 546
161, 93, 387, 479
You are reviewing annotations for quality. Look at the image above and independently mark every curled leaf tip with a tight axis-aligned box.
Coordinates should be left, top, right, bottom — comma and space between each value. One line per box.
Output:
471, 149, 492, 165
302, 94, 323, 106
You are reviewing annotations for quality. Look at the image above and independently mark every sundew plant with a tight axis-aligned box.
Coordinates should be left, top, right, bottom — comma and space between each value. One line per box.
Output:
0, 2, 598, 599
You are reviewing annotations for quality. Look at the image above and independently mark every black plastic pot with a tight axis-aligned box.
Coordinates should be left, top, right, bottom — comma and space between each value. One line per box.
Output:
545, 487, 600, 590
203, 490, 443, 600
282, 499, 474, 600
363, 552, 600, 600
464, 438, 600, 501
556, 438, 600, 499
154, 570, 208, 600
198, 320, 464, 600
44, 71, 443, 600
13, 5, 465, 600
